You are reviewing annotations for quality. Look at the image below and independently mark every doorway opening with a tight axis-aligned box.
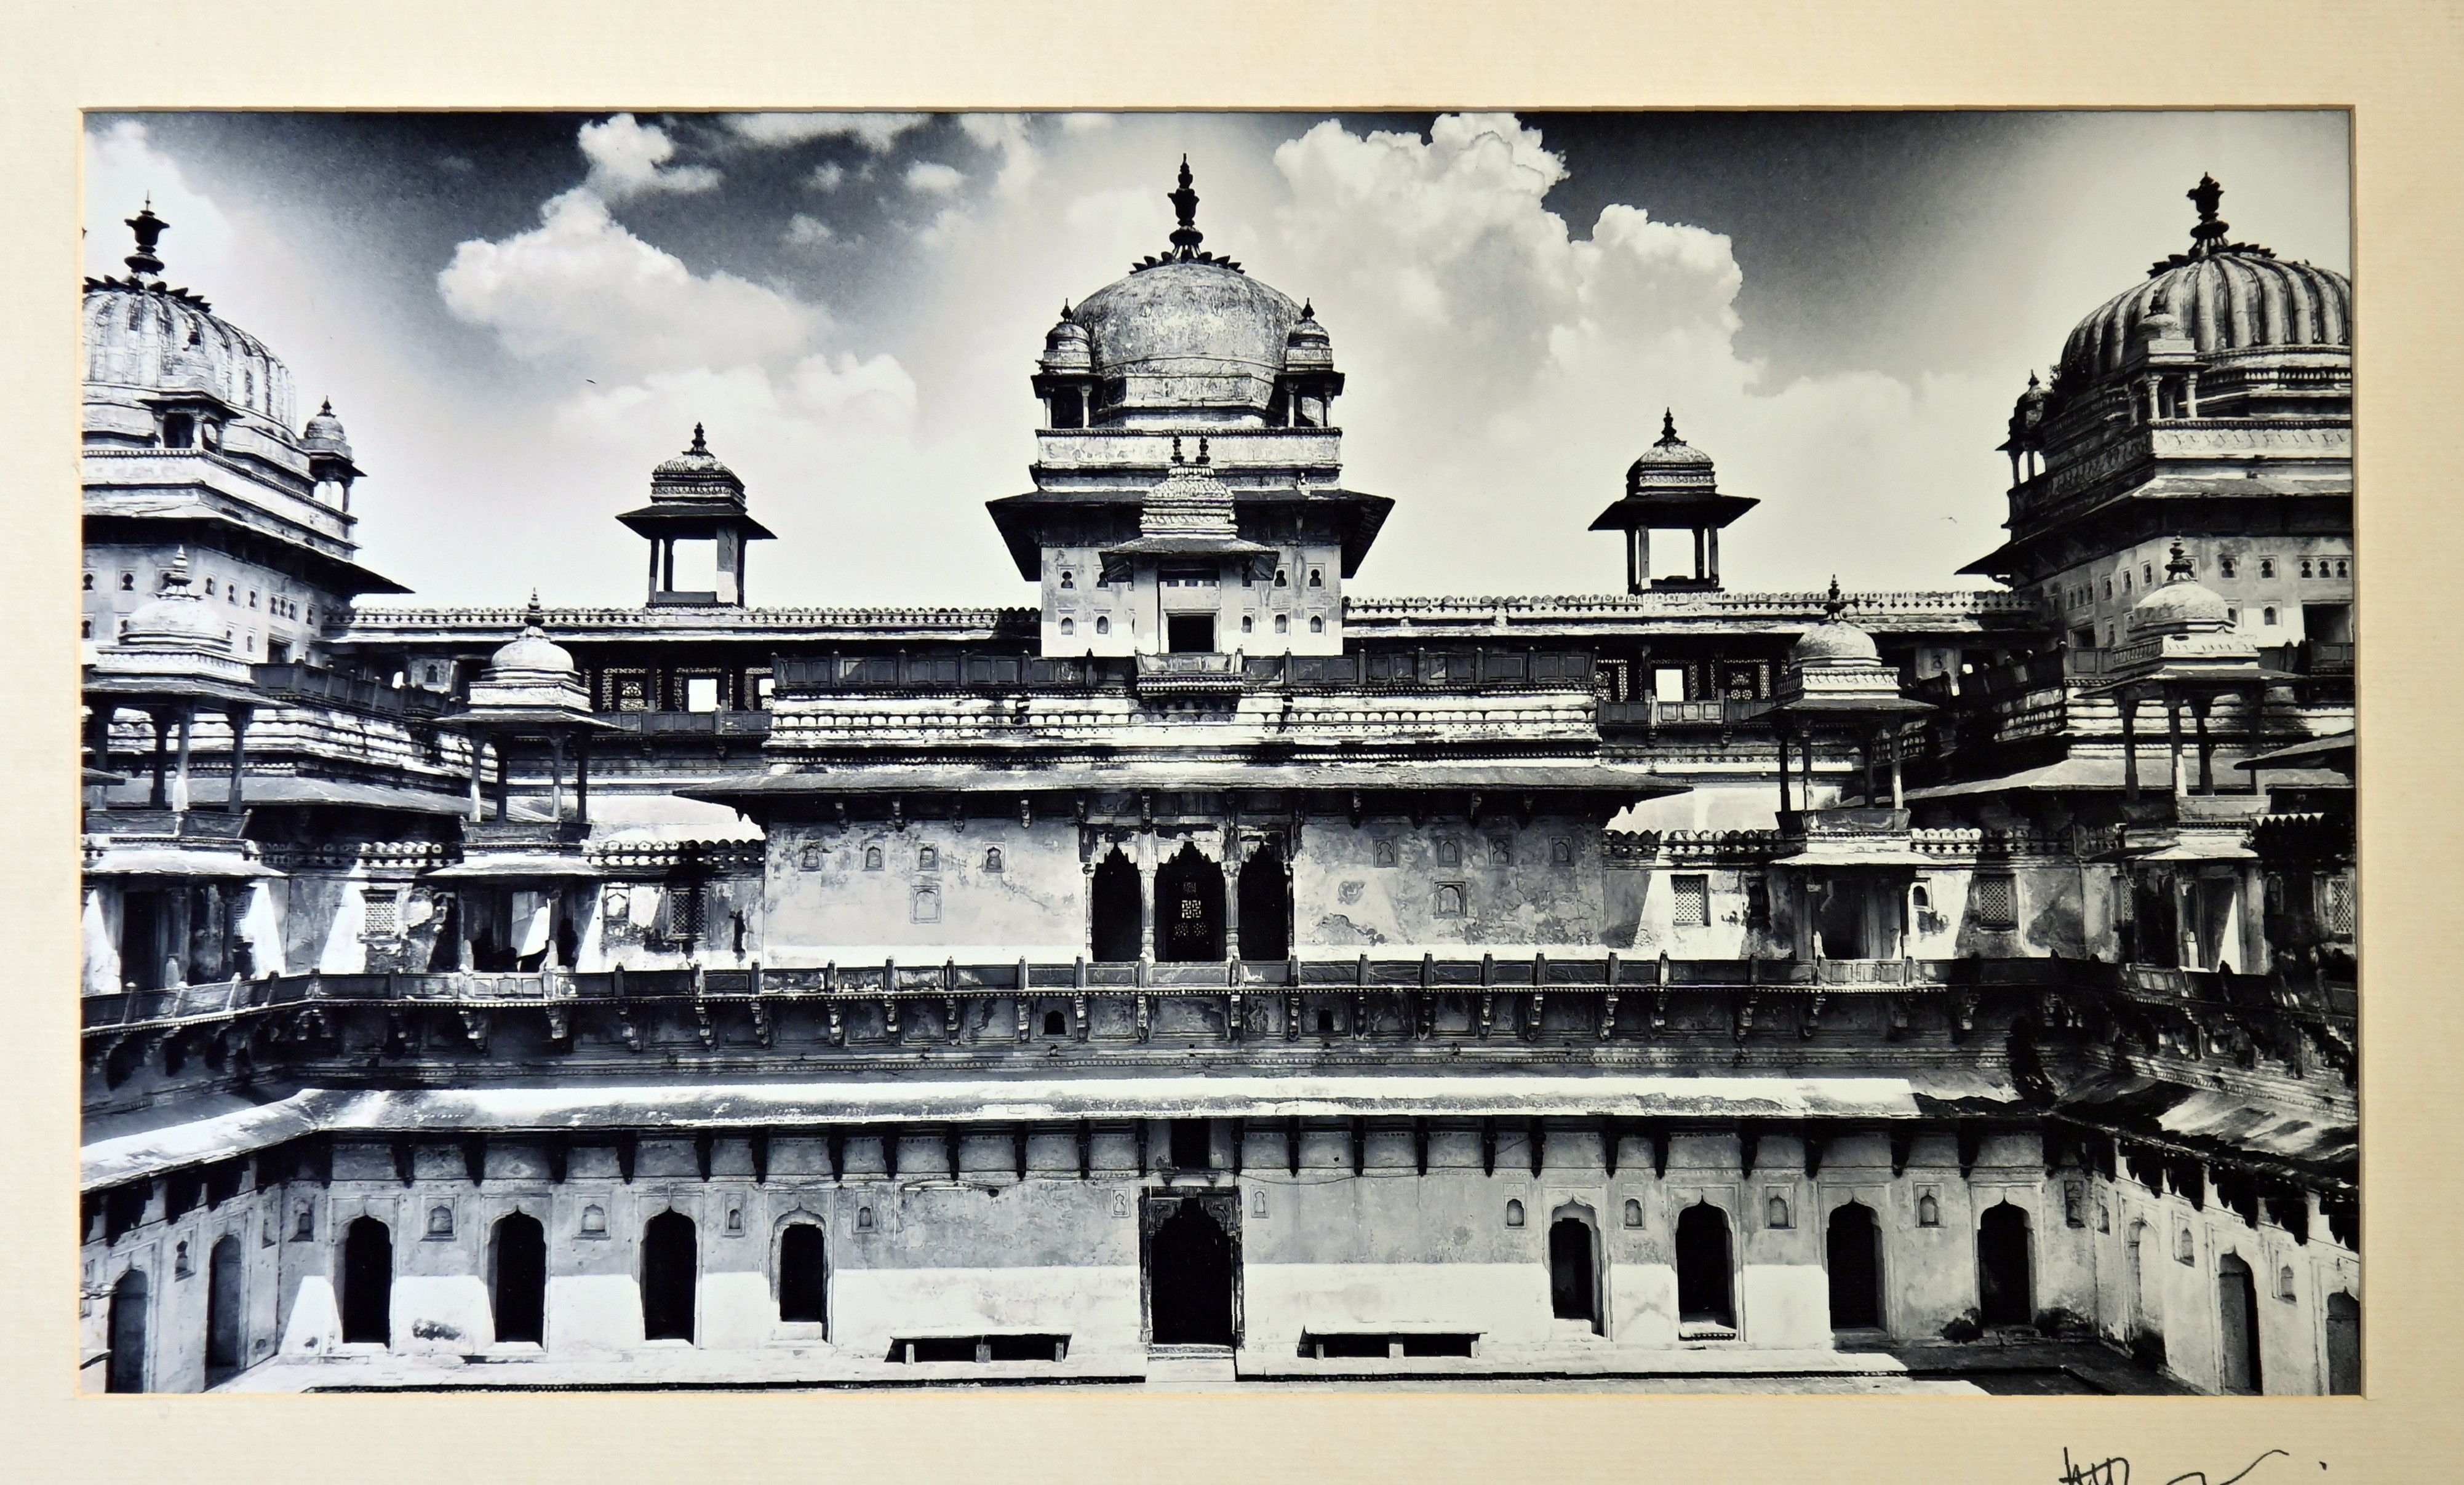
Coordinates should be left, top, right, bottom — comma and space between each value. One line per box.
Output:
1826, 1201, 1883, 1330
779, 1222, 827, 1326
1237, 842, 1291, 960
1090, 847, 1141, 963
341, 1216, 393, 1344
1166, 613, 1216, 653
106, 1268, 148, 1393
490, 1212, 546, 1345
2324, 1290, 2359, 1395
1155, 843, 1225, 963
1675, 1201, 1735, 1330
205, 1235, 245, 1381
1549, 1210, 1601, 1332
642, 1209, 697, 1342
2217, 1253, 2263, 1394
1976, 1201, 2033, 1327
1146, 1193, 1237, 1347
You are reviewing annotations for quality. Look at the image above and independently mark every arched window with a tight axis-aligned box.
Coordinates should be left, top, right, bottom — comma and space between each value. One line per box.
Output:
1373, 840, 1397, 867
1042, 1008, 1066, 1036
1240, 615, 1253, 634
341, 1216, 393, 1345
1916, 1192, 1940, 1227
2277, 1264, 2298, 1301
1767, 1193, 1792, 1228
1433, 883, 1466, 917
799, 844, 822, 870
106, 1268, 149, 1393
1309, 616, 1325, 634
1274, 615, 1288, 634
81, 619, 92, 639
1504, 1200, 1525, 1228
2220, 556, 2236, 578
1274, 569, 1288, 588
489, 1212, 546, 1345
917, 845, 938, 872
1977, 1202, 2033, 1327
911, 885, 940, 923
1827, 1201, 1883, 1329
580, 1204, 607, 1235
2122, 571, 2132, 594
1059, 570, 1075, 589
82, 571, 94, 591
1315, 1006, 1335, 1034
426, 1204, 453, 1238
2259, 558, 2276, 578
1549, 1212, 1600, 1329
778, 1223, 827, 1325
2263, 607, 2278, 626
1436, 840, 1461, 867
984, 847, 1003, 873
1059, 618, 1075, 636
2217, 1253, 2263, 1393
640, 1210, 697, 1342
120, 572, 135, 591
2336, 559, 2348, 577
2300, 559, 2313, 578
1623, 1198, 1643, 1227
2102, 577, 2112, 600
205, 1235, 245, 1380
1675, 1201, 1734, 1329
1095, 616, 1111, 635
1550, 838, 1573, 865
2176, 1226, 2196, 1264
2142, 562, 2154, 585
856, 1205, 875, 1231
1308, 568, 1323, 588
863, 845, 883, 871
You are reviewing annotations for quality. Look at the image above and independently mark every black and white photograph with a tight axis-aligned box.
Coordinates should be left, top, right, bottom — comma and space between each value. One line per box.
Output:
73, 106, 2358, 1401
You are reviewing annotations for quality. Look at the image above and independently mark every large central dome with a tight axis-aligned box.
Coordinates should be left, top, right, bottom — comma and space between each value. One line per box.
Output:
1057, 159, 1311, 420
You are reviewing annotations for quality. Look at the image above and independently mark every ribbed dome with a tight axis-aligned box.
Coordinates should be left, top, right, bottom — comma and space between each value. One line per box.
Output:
301, 398, 352, 457
485, 594, 578, 680
1789, 619, 1881, 666
2128, 543, 2234, 635
1074, 260, 1302, 385
1041, 305, 1093, 371
648, 423, 746, 503
118, 550, 233, 653
1624, 410, 1717, 496
82, 209, 294, 424
2059, 176, 2349, 384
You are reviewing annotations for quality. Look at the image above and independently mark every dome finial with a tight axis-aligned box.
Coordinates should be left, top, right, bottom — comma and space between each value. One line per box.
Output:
1301, 298, 1314, 318
1171, 435, 1185, 466
124, 202, 168, 279
524, 589, 545, 634
1823, 575, 1846, 621
2165, 538, 2195, 581
2187, 173, 2230, 258
1197, 436, 1211, 466
1657, 408, 1680, 447
1168, 156, 1203, 259
165, 546, 192, 591
688, 422, 708, 455
1059, 299, 1073, 322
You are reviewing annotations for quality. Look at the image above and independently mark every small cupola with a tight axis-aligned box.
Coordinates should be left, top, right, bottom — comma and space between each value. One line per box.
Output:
1588, 410, 1760, 593
613, 424, 776, 607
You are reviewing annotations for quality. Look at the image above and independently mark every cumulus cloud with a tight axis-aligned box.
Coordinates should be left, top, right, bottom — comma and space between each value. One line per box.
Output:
806, 162, 846, 191
724, 113, 929, 151
904, 161, 965, 195
783, 212, 835, 247
1265, 113, 2007, 595
577, 114, 720, 201
438, 189, 821, 374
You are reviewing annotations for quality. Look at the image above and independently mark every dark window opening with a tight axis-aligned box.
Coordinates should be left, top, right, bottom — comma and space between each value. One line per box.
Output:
1549, 1216, 1600, 1330
641, 1210, 697, 1342
490, 1212, 546, 1345
778, 1224, 827, 1326
340, 1216, 393, 1345
1043, 1008, 1067, 1036
1237, 843, 1291, 960
1826, 1201, 1883, 1329
1090, 847, 1141, 963
1675, 1201, 1734, 1328
106, 1269, 148, 1393
1146, 1196, 1236, 1347
1155, 842, 1225, 963
162, 413, 196, 448
1169, 1119, 1213, 1171
1315, 1007, 1335, 1035
204, 1235, 245, 1380
1166, 613, 1216, 654
1976, 1201, 2033, 1328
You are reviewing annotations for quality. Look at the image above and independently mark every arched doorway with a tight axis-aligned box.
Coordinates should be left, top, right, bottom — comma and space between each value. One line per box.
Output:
1146, 1195, 1236, 1346
1090, 848, 1141, 963
2324, 1290, 2359, 1395
490, 1212, 546, 1345
1155, 843, 1225, 963
105, 1268, 148, 1393
2217, 1253, 2263, 1394
1549, 1211, 1600, 1331
204, 1235, 245, 1380
1675, 1201, 1734, 1329
340, 1216, 393, 1345
1976, 1201, 2032, 1328
1237, 842, 1291, 960
778, 1223, 827, 1325
641, 1210, 697, 1342
1825, 1201, 1883, 1330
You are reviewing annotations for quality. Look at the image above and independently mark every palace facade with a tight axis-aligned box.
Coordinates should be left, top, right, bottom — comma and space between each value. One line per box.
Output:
78, 164, 2356, 1394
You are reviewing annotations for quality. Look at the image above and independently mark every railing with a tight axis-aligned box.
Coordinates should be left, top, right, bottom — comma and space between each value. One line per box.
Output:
250, 664, 453, 718
595, 709, 774, 736
773, 650, 1599, 696
1596, 698, 1766, 730
79, 953, 2351, 1035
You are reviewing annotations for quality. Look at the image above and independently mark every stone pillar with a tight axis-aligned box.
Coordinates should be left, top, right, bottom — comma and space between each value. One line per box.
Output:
495, 738, 512, 822
548, 734, 567, 824
172, 703, 194, 814
575, 735, 591, 825
2192, 695, 2214, 794
1889, 733, 1905, 810
148, 707, 171, 808
1223, 843, 1243, 960
1801, 733, 1819, 812
1138, 847, 1158, 962
225, 706, 252, 812
1707, 527, 1720, 586
647, 538, 660, 599
467, 733, 486, 823
2120, 695, 2140, 805
1635, 530, 1651, 594
1777, 723, 1793, 815
2165, 685, 2186, 798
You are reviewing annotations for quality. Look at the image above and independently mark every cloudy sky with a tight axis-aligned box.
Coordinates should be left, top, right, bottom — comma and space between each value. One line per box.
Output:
83, 111, 2350, 608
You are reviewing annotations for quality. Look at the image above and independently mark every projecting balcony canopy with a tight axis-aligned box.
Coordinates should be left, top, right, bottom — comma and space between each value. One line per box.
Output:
984, 484, 1395, 581
83, 846, 281, 878
681, 760, 1690, 813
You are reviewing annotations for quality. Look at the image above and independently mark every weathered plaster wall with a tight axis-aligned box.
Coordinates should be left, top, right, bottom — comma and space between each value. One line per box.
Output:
1294, 816, 1605, 950
765, 819, 1083, 960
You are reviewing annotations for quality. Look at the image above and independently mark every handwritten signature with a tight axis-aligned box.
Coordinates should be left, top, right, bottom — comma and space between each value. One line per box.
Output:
2059, 1448, 2294, 1485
